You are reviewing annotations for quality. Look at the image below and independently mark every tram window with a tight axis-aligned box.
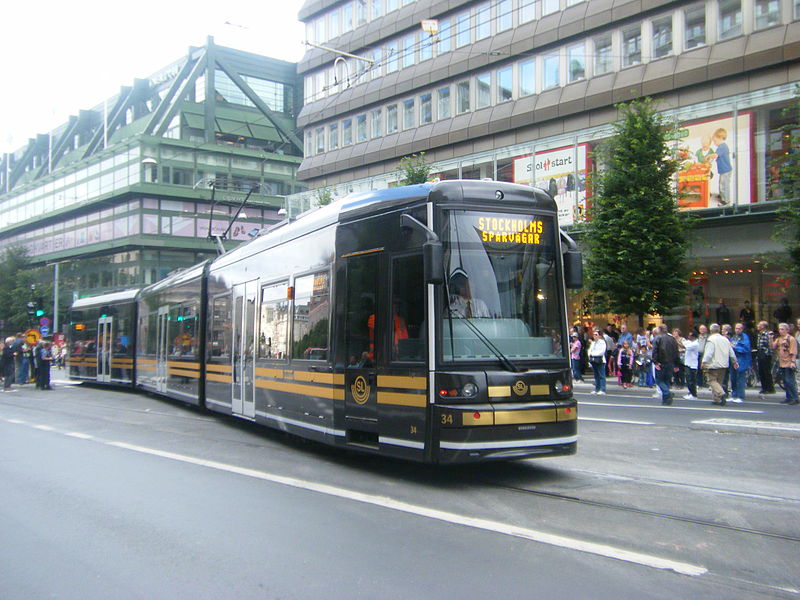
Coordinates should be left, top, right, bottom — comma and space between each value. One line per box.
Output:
146, 312, 158, 354
345, 255, 378, 367
172, 304, 197, 358
258, 281, 289, 359
115, 316, 132, 356
210, 296, 231, 358
391, 255, 425, 362
292, 272, 330, 360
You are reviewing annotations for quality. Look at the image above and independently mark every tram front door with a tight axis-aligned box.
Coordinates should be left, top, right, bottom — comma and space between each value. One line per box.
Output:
97, 316, 113, 383
231, 282, 256, 419
344, 253, 381, 438
155, 306, 169, 393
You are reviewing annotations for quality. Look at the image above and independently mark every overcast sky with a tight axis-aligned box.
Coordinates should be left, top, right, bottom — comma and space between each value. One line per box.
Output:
1, 0, 306, 156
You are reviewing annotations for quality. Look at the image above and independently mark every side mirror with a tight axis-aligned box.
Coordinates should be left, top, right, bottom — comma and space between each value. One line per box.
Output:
424, 241, 444, 285
564, 250, 583, 289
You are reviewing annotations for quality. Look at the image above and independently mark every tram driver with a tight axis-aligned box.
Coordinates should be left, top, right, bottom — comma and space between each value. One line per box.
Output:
448, 272, 491, 318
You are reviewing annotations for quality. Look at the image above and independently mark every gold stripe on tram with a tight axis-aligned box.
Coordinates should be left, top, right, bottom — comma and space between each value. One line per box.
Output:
290, 371, 344, 385
494, 408, 557, 425
556, 407, 577, 421
377, 375, 427, 390
488, 384, 550, 398
168, 368, 200, 379
137, 365, 157, 372
206, 372, 232, 383
168, 361, 200, 369
377, 391, 427, 408
255, 378, 345, 401
206, 364, 233, 374
255, 367, 285, 378
138, 358, 157, 365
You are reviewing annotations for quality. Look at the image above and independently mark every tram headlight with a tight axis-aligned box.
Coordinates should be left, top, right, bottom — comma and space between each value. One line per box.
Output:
461, 382, 479, 398
554, 380, 564, 393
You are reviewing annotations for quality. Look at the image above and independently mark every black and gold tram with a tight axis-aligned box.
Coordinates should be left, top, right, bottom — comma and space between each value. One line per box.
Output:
68, 180, 582, 463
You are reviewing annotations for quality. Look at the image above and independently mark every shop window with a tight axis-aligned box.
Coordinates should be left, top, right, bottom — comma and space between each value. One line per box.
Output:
684, 5, 706, 49
718, 0, 742, 39
652, 16, 673, 58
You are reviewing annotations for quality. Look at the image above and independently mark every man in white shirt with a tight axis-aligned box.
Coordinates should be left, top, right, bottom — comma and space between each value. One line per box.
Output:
701, 323, 739, 406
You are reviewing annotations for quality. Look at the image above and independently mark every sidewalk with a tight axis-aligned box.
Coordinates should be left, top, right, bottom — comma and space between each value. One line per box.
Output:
572, 378, 787, 403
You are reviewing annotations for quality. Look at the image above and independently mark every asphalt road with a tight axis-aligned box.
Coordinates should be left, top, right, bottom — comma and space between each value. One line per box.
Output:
1, 375, 798, 599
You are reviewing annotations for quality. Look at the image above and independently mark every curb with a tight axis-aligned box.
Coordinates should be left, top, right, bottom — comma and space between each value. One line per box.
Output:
690, 418, 800, 438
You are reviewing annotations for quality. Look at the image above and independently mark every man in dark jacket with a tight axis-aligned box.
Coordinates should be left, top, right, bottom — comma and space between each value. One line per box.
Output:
651, 325, 680, 405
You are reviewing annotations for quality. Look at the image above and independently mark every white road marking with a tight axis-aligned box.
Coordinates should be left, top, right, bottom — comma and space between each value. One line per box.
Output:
1, 417, 709, 577
580, 417, 655, 425
580, 401, 762, 414
105, 440, 707, 577
65, 432, 94, 439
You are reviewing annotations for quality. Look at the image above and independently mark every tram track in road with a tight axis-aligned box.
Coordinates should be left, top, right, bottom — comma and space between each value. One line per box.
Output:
474, 470, 800, 544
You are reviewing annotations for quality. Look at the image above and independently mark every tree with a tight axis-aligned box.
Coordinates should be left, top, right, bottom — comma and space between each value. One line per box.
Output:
771, 85, 800, 282
399, 152, 432, 184
315, 187, 334, 206
0, 246, 54, 334
583, 97, 693, 328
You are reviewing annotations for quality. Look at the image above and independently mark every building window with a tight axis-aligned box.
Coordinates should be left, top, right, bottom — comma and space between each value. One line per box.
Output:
343, 3, 353, 31
372, 0, 383, 19
567, 43, 585, 82
520, 0, 535, 22
718, 0, 742, 39
476, 73, 491, 108
386, 42, 399, 73
622, 25, 642, 66
403, 34, 416, 68
387, 0, 398, 11
496, 0, 512, 32
305, 131, 313, 156
497, 66, 513, 102
420, 33, 433, 60
420, 93, 432, 124
438, 87, 451, 119
519, 59, 535, 96
755, 0, 781, 29
371, 109, 382, 138
403, 99, 415, 129
476, 2, 491, 39
329, 123, 339, 150
356, 0, 367, 26
543, 54, 560, 89
652, 16, 673, 58
387, 104, 398, 133
542, 0, 559, 15
456, 11, 471, 47
594, 34, 613, 75
343, 119, 353, 145
328, 9, 339, 39
315, 128, 325, 154
457, 81, 471, 113
684, 5, 706, 49
795, 0, 800, 19
356, 114, 367, 142
438, 18, 452, 53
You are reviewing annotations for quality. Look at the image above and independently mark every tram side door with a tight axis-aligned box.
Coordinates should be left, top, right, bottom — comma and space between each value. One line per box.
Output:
343, 254, 381, 435
97, 316, 113, 383
155, 306, 169, 393
231, 282, 256, 419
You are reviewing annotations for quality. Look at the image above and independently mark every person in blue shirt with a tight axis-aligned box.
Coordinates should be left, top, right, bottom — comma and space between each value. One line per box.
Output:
713, 128, 732, 206
730, 322, 752, 403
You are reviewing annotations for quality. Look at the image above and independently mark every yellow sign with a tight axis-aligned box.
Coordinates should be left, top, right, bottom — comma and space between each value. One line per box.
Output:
477, 217, 543, 244
24, 329, 40, 345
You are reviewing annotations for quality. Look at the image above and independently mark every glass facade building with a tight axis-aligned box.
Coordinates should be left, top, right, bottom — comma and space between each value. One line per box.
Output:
0, 40, 305, 329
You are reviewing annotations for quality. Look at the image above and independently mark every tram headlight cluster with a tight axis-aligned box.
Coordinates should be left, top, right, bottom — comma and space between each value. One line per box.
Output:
438, 382, 479, 399
554, 380, 571, 394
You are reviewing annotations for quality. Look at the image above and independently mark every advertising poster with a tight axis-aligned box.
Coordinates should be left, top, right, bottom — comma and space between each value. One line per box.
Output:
513, 144, 589, 226
675, 113, 753, 210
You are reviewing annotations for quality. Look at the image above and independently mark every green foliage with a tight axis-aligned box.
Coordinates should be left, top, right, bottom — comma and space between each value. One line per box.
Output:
770, 85, 800, 282
583, 97, 693, 327
399, 152, 432, 185
315, 187, 334, 206
0, 246, 54, 334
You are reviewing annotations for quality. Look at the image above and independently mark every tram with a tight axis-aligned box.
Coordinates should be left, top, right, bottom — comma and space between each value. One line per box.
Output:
68, 180, 583, 463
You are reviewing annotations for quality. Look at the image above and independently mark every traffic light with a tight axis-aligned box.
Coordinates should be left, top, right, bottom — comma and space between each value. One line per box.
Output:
35, 308, 45, 318
26, 301, 37, 317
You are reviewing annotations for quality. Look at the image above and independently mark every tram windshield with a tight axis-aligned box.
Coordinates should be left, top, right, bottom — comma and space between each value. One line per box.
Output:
441, 210, 565, 363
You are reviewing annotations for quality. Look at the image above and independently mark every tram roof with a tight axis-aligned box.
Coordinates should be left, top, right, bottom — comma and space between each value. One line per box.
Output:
139, 261, 210, 297
71, 288, 140, 309
210, 180, 555, 271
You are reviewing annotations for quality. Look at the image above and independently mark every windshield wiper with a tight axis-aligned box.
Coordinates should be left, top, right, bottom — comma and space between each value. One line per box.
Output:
449, 313, 521, 373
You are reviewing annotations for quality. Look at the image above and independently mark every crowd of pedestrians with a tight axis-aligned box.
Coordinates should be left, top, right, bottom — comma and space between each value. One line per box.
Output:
571, 311, 800, 406
0, 333, 64, 391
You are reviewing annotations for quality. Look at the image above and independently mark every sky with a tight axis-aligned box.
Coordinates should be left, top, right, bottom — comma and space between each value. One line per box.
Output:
0, 0, 306, 156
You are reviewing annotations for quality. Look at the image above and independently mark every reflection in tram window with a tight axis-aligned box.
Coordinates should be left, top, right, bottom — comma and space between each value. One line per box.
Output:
391, 255, 425, 361
258, 281, 289, 359
210, 296, 231, 358
292, 271, 330, 360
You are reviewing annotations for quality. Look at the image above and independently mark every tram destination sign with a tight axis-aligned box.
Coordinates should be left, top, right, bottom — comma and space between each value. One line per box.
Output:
476, 216, 544, 245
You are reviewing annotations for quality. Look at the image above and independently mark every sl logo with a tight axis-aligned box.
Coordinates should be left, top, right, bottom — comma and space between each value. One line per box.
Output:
513, 380, 528, 396
351, 375, 370, 405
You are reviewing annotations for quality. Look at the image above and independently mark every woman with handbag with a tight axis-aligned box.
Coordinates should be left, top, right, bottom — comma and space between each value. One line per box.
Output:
588, 329, 608, 395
